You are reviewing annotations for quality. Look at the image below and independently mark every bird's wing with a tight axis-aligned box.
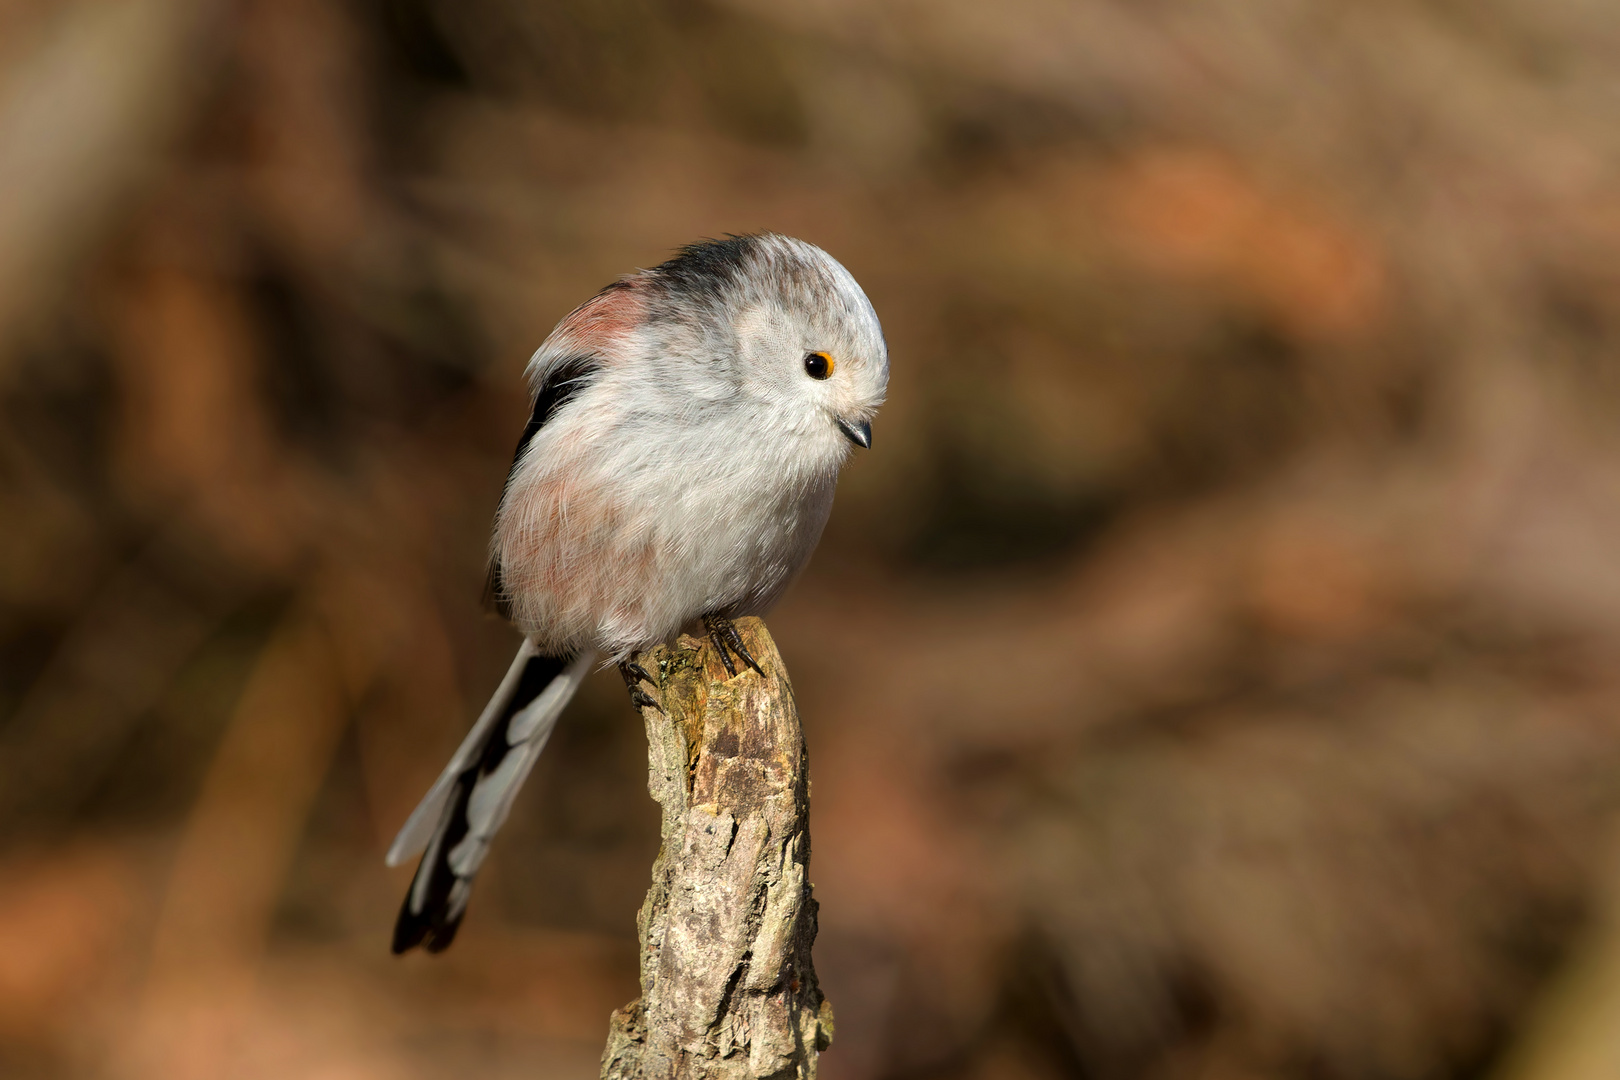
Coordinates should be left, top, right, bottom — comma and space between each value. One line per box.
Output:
484, 279, 644, 617
482, 353, 603, 616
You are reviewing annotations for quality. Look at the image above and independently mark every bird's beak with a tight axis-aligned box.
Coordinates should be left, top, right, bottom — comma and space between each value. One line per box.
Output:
836, 417, 872, 449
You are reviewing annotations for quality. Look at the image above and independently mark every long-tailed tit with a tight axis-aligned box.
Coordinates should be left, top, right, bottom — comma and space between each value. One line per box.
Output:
386, 234, 888, 953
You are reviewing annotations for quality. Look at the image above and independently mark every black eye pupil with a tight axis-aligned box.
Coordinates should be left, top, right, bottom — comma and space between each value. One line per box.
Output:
804, 353, 831, 379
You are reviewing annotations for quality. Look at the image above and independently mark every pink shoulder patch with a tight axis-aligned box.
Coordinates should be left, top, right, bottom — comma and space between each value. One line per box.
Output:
545, 279, 646, 367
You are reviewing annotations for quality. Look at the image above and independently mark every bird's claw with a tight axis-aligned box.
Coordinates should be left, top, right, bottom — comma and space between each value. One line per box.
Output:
618, 659, 663, 712
702, 615, 763, 678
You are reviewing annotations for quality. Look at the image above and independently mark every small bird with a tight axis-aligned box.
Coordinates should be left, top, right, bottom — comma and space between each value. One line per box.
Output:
386, 234, 888, 953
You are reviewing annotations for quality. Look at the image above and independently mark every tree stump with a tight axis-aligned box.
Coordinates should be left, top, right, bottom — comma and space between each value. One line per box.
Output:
601, 617, 833, 1080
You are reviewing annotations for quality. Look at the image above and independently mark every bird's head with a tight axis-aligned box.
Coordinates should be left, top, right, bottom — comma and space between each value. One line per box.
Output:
648, 234, 888, 460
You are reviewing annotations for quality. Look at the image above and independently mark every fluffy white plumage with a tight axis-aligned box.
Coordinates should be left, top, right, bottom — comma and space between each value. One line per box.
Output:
387, 234, 886, 952
496, 233, 887, 657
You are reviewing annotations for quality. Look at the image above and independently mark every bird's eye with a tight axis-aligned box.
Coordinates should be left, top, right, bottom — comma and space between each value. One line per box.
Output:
804, 352, 834, 380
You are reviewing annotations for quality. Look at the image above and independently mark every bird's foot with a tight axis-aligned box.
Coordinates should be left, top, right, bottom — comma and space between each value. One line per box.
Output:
618, 659, 662, 712
702, 614, 763, 678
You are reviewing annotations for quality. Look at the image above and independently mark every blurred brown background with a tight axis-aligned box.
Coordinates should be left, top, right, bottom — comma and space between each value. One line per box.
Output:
5, 0, 1620, 1077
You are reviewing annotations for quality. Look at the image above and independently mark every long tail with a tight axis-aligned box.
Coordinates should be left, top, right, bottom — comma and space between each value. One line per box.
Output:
386, 640, 595, 953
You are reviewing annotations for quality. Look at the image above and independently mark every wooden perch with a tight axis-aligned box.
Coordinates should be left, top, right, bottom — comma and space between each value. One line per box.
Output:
601, 617, 833, 1080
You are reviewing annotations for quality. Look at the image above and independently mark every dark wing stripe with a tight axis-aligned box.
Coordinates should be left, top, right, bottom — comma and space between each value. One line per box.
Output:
484, 355, 600, 617
514, 354, 600, 464
391, 652, 569, 954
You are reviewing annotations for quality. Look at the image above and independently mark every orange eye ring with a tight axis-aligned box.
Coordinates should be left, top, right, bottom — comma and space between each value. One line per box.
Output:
804, 352, 834, 380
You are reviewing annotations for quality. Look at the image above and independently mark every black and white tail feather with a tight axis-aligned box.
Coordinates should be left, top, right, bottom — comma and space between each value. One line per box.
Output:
385, 642, 595, 953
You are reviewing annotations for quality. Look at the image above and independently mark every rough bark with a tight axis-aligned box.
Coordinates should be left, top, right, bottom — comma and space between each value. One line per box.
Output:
601, 617, 832, 1080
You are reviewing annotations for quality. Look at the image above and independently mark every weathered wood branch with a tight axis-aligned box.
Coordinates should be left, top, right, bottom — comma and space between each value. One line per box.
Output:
601, 617, 833, 1080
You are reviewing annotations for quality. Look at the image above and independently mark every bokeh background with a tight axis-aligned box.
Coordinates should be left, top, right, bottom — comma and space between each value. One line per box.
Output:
5, 0, 1620, 1077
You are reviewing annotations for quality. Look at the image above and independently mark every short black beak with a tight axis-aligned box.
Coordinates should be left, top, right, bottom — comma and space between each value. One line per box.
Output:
837, 417, 872, 449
